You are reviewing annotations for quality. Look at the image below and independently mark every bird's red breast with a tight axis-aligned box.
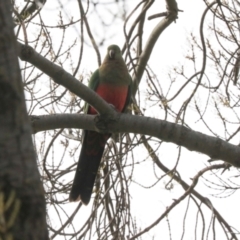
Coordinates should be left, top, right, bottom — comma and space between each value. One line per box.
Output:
88, 83, 128, 114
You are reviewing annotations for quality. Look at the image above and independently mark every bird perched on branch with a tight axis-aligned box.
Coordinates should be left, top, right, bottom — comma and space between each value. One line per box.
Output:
69, 45, 132, 205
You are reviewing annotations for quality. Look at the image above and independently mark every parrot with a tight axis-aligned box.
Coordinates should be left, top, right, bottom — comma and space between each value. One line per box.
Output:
69, 45, 132, 205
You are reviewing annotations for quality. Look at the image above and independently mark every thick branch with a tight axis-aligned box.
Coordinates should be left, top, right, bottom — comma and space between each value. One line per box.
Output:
31, 113, 240, 168
16, 42, 115, 117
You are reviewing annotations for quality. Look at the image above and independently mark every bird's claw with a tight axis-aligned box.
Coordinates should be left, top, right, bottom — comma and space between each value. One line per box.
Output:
221, 163, 231, 174
94, 114, 118, 133
108, 104, 116, 110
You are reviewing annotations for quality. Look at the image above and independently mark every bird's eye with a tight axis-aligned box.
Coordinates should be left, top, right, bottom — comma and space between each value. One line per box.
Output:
109, 50, 115, 59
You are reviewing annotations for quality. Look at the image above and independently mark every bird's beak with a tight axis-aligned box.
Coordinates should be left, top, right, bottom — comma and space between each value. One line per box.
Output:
109, 49, 115, 59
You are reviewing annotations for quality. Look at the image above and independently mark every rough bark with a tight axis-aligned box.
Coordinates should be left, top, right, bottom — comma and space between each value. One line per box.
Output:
0, 1, 48, 239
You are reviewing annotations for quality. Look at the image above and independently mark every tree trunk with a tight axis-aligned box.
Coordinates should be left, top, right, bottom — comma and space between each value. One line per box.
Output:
0, 1, 48, 239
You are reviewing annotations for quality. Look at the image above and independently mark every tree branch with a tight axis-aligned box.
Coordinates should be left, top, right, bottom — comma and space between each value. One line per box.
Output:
30, 113, 240, 168
16, 42, 116, 117
132, 0, 178, 95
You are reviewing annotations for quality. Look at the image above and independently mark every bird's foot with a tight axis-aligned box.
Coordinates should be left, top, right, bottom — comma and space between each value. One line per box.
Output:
108, 104, 116, 110
94, 113, 119, 133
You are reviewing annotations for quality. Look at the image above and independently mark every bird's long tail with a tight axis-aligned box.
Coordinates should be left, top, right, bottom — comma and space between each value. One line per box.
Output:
69, 130, 110, 204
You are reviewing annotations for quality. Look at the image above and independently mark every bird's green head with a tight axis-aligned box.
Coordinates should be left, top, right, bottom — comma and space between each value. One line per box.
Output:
106, 45, 122, 61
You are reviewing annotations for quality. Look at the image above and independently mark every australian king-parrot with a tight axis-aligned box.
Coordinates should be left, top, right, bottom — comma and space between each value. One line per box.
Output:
69, 45, 132, 205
